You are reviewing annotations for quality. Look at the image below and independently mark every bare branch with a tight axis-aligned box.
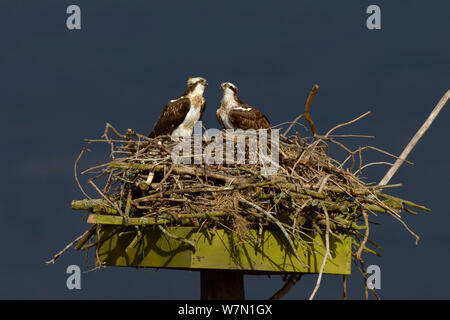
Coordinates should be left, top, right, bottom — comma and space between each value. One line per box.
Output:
379, 89, 450, 185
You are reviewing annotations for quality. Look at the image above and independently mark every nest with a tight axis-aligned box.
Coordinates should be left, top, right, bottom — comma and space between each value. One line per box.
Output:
73, 127, 428, 237
47, 88, 431, 299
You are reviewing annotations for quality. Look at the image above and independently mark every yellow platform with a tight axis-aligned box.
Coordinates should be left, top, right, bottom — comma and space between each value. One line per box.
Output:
93, 223, 352, 275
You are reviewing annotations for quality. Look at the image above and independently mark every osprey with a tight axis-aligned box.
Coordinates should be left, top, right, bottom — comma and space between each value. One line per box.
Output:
149, 77, 207, 138
216, 82, 270, 130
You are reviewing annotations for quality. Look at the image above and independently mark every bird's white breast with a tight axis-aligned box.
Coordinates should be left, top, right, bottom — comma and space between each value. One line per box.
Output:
219, 90, 238, 129
172, 96, 203, 138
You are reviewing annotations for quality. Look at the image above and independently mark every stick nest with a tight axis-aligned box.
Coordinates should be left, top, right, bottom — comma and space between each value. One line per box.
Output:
49, 101, 431, 299
74, 121, 429, 249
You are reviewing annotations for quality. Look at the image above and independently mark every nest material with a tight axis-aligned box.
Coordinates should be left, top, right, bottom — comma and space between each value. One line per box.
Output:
71, 122, 429, 252
51, 112, 430, 299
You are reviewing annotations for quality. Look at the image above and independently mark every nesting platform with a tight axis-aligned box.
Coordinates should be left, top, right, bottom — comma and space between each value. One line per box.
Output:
91, 218, 352, 275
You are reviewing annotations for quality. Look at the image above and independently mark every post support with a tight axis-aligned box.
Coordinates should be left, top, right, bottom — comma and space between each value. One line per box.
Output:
200, 270, 245, 300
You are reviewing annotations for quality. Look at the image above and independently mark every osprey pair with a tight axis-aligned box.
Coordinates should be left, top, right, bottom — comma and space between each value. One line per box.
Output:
148, 77, 271, 138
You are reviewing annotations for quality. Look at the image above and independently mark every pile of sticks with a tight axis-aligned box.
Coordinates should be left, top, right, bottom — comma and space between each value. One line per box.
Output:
47, 86, 447, 300
71, 127, 428, 238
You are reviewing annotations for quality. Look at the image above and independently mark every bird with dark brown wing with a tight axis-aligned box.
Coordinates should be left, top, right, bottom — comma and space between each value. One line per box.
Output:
149, 77, 207, 138
216, 82, 270, 130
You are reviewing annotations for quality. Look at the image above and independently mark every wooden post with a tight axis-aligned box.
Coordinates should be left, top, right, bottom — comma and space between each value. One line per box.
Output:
200, 270, 245, 300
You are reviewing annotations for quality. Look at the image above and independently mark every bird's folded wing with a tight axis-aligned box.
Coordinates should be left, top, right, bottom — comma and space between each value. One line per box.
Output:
149, 98, 191, 137
228, 105, 271, 130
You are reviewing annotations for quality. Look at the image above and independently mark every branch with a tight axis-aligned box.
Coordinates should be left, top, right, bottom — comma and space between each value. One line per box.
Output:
74, 148, 92, 199
379, 89, 450, 185
158, 225, 196, 249
304, 85, 319, 136
325, 111, 371, 138
46, 229, 93, 264
269, 274, 303, 300
309, 203, 331, 300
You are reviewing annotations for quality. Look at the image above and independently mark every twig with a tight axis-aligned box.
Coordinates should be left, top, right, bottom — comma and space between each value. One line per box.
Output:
325, 111, 371, 138
379, 89, 450, 185
46, 229, 92, 264
88, 180, 124, 216
110, 162, 243, 184
309, 203, 331, 300
80, 227, 124, 250
75, 225, 97, 250
283, 114, 304, 137
158, 225, 196, 249
391, 214, 421, 245
355, 161, 393, 175
102, 122, 127, 139
304, 85, 319, 136
339, 145, 413, 170
74, 148, 92, 199
356, 210, 369, 260
269, 274, 303, 300
343, 275, 347, 300
355, 258, 381, 300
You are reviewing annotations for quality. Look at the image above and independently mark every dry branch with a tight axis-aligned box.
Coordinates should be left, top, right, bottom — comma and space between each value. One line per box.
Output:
379, 89, 450, 185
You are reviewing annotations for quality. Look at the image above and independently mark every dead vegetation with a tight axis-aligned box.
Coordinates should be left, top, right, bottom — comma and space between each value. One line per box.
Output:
46, 85, 441, 300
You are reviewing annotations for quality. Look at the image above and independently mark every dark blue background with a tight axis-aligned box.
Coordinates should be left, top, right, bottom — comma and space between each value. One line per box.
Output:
0, 0, 449, 299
